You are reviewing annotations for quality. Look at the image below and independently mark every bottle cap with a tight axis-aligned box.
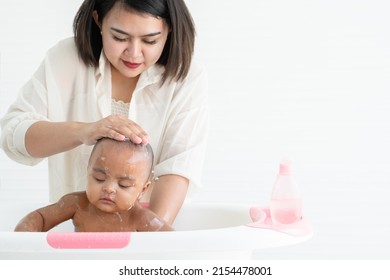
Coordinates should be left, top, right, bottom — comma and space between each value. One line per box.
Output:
279, 159, 292, 175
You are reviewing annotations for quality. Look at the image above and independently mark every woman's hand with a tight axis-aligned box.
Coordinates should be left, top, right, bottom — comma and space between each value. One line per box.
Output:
25, 116, 150, 158
79, 115, 150, 145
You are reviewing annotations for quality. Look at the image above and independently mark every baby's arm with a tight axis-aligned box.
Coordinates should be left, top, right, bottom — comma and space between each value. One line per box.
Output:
14, 193, 78, 232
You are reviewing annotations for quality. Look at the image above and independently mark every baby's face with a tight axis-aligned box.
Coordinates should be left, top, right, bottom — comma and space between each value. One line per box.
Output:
86, 141, 150, 213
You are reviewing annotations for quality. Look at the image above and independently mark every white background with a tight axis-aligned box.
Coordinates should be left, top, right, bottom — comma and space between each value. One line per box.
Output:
1, 0, 389, 259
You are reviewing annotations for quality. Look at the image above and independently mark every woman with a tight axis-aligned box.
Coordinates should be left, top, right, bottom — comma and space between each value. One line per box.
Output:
0, 0, 208, 225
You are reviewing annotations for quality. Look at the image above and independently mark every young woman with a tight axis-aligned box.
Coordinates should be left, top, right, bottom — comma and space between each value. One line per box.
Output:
0, 0, 209, 225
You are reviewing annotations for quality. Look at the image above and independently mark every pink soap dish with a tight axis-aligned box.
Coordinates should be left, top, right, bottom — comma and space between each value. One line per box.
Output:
246, 207, 312, 237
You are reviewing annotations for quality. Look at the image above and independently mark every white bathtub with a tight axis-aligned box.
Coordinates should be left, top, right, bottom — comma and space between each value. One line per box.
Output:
0, 201, 312, 259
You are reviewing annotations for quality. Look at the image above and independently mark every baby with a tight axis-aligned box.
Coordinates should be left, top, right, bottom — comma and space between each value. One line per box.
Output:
15, 138, 173, 232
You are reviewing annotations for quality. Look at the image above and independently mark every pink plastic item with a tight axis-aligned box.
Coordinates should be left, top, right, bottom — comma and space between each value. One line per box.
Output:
140, 202, 150, 208
279, 160, 292, 175
247, 207, 312, 237
47, 232, 131, 249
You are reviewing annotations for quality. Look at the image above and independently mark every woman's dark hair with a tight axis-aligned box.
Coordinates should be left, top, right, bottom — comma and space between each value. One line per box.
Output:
73, 0, 195, 83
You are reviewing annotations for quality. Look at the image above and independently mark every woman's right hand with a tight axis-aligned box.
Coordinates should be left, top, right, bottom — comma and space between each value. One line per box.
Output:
24, 116, 149, 158
79, 115, 150, 145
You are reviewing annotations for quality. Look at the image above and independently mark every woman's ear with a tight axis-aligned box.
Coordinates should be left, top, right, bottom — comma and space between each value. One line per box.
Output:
92, 10, 101, 30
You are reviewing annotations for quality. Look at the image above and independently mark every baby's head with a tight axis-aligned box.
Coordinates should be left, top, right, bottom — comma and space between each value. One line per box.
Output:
86, 138, 154, 213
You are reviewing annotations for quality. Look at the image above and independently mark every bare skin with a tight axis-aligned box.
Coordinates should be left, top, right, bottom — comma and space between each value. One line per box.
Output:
14, 192, 172, 232
15, 138, 173, 232
149, 175, 189, 225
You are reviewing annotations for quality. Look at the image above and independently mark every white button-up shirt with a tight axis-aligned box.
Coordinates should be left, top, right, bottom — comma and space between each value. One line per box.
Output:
0, 38, 209, 202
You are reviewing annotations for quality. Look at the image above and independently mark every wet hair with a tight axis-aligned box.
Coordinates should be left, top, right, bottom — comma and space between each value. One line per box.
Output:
73, 0, 195, 84
89, 138, 154, 181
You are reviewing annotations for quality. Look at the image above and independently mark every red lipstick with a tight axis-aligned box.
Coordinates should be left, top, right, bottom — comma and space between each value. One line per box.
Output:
123, 61, 141, 69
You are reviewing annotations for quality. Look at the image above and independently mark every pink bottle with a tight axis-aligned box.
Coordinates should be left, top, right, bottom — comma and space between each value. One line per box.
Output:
270, 160, 302, 224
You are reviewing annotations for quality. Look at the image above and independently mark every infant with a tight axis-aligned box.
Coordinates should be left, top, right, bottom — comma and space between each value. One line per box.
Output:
15, 138, 173, 232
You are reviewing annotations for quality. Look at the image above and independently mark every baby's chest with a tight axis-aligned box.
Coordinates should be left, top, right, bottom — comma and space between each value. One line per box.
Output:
73, 212, 136, 232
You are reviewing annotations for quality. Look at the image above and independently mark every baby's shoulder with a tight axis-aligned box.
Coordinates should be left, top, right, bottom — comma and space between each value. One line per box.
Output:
132, 204, 173, 232
131, 203, 153, 218
58, 191, 88, 208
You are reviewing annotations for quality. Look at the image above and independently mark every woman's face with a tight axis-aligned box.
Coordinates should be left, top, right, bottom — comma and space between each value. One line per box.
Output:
98, 3, 169, 79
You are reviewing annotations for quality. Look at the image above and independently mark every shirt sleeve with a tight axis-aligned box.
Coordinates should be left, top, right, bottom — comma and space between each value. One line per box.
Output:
153, 63, 209, 194
0, 62, 49, 165
1, 38, 81, 166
